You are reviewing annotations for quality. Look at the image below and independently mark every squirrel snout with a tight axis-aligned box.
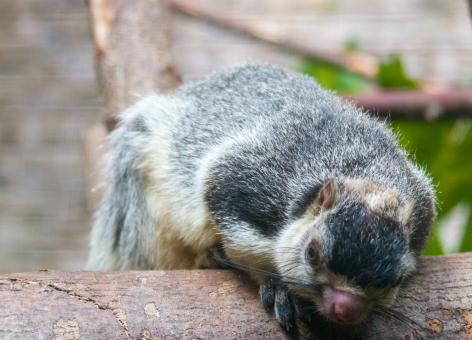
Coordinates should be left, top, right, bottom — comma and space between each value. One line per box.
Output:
322, 287, 367, 324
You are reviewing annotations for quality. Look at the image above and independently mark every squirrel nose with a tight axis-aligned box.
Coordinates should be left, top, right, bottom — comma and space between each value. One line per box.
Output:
323, 287, 366, 324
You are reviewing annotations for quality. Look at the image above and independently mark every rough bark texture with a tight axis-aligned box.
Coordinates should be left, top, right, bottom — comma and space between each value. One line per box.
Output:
1, 253, 471, 339
89, 0, 182, 132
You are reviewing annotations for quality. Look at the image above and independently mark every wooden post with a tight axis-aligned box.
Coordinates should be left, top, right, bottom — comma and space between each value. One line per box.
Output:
1, 254, 471, 339
84, 0, 182, 214
89, 0, 182, 132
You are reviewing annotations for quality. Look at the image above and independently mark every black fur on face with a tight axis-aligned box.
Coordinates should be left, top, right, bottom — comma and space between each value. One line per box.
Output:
290, 182, 324, 219
326, 201, 407, 289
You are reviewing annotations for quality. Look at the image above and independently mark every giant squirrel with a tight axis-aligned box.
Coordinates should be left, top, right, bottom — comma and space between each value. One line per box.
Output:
87, 63, 436, 330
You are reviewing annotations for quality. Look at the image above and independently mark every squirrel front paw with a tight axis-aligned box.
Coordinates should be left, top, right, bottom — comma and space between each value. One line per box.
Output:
260, 279, 294, 330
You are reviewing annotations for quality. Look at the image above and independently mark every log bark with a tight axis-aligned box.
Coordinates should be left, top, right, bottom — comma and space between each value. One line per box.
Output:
89, 0, 182, 132
1, 253, 471, 340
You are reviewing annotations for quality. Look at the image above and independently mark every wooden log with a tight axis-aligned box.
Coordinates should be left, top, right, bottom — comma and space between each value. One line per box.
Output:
1, 253, 471, 339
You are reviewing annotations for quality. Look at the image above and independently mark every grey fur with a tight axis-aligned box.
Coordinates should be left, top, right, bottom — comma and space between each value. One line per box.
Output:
87, 63, 436, 327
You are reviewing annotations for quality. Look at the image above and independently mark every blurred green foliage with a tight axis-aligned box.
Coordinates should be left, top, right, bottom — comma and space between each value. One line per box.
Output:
391, 120, 472, 255
299, 58, 366, 94
300, 50, 472, 255
344, 38, 360, 52
377, 55, 419, 89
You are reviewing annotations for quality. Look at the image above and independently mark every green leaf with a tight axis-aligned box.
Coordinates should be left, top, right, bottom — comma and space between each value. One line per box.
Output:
377, 55, 419, 90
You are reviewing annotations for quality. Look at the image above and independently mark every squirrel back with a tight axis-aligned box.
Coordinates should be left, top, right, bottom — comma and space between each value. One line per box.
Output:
171, 64, 434, 253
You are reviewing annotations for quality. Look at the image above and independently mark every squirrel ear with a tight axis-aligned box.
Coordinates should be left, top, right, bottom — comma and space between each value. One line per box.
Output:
400, 200, 415, 229
318, 178, 338, 210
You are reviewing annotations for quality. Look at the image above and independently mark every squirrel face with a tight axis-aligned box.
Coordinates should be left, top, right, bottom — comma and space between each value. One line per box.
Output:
276, 178, 417, 324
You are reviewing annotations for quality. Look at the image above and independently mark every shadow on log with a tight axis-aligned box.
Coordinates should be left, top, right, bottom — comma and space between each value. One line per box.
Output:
1, 253, 471, 339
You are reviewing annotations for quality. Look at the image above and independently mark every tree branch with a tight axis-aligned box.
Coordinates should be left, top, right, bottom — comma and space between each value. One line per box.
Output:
170, 0, 472, 119
1, 253, 471, 339
170, 0, 377, 79
347, 88, 472, 120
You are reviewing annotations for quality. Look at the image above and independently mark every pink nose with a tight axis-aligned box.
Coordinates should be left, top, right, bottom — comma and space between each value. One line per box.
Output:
322, 287, 366, 324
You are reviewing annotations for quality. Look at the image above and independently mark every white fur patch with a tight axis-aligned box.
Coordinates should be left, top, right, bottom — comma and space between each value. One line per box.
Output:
139, 108, 221, 269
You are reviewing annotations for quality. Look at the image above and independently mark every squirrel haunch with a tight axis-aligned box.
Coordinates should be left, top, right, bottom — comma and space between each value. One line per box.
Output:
86, 63, 436, 328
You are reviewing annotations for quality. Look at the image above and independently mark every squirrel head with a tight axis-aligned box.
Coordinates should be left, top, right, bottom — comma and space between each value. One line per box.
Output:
276, 177, 417, 324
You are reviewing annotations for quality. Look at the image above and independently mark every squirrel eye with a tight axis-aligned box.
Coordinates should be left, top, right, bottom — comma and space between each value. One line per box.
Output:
307, 245, 319, 266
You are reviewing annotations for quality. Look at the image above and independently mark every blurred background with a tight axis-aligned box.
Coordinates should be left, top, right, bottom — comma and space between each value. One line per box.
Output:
0, 0, 471, 274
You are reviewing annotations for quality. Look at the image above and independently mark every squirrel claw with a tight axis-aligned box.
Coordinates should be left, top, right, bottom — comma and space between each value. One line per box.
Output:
260, 280, 294, 331
274, 286, 294, 331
